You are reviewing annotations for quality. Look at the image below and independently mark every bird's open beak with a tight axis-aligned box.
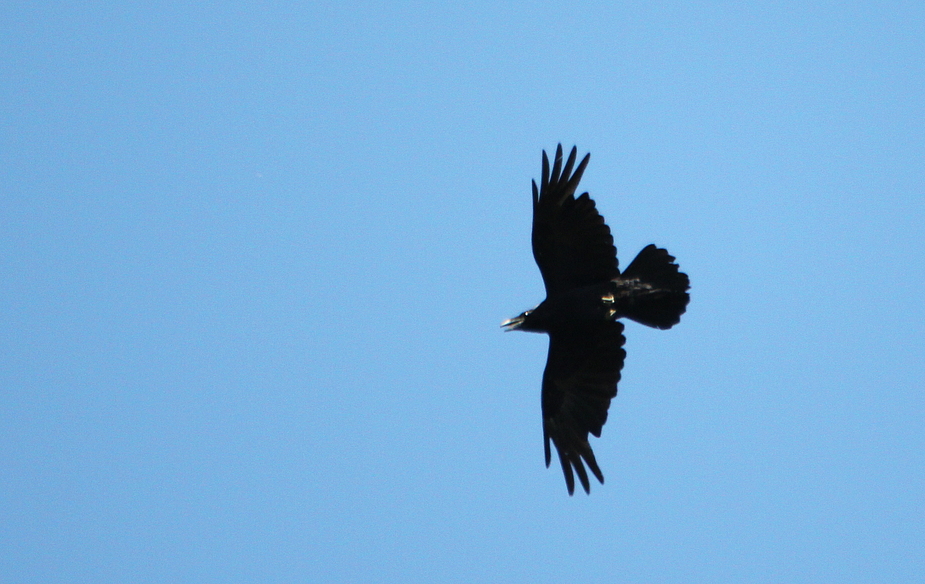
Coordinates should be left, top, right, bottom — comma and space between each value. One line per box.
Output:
501, 315, 525, 332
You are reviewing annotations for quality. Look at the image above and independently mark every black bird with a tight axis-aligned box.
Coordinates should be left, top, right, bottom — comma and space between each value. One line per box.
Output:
503, 145, 690, 495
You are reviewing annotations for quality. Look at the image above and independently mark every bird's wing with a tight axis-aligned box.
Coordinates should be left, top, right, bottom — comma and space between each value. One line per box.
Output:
541, 321, 626, 495
532, 145, 620, 296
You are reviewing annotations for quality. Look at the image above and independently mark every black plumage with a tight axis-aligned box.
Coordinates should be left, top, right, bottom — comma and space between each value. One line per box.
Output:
503, 145, 690, 495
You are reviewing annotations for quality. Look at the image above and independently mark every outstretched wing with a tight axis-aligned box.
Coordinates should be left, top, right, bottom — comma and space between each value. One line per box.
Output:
541, 321, 626, 495
532, 145, 619, 296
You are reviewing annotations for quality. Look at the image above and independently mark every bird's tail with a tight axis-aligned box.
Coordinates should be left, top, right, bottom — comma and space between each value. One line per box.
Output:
617, 244, 690, 330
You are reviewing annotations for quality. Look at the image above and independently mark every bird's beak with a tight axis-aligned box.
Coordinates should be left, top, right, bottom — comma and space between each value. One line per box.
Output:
501, 315, 524, 332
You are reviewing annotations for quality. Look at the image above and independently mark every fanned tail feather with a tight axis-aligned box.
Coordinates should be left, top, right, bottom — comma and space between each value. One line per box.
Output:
618, 244, 690, 330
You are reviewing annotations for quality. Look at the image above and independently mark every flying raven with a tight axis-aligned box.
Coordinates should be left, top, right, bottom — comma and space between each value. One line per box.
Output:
502, 145, 690, 495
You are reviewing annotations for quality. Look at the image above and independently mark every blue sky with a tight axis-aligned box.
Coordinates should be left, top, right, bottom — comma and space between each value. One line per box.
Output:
2, 2, 923, 582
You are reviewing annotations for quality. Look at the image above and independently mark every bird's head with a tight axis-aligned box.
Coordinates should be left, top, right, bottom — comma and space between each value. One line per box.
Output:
501, 308, 535, 332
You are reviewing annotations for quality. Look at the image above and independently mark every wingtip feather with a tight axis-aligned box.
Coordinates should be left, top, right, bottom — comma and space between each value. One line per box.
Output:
565, 153, 591, 196
559, 451, 576, 496
584, 447, 605, 485
561, 146, 577, 184
551, 144, 564, 185
573, 452, 591, 494
541, 150, 550, 193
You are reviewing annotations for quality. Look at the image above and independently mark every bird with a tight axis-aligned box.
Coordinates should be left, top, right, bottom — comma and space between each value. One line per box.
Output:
502, 145, 690, 495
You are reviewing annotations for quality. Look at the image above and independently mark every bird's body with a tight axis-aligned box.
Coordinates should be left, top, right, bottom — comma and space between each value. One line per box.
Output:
503, 145, 690, 495
509, 284, 613, 332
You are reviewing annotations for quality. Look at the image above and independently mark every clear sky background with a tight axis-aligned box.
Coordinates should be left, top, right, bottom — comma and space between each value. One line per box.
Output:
2, 2, 923, 583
